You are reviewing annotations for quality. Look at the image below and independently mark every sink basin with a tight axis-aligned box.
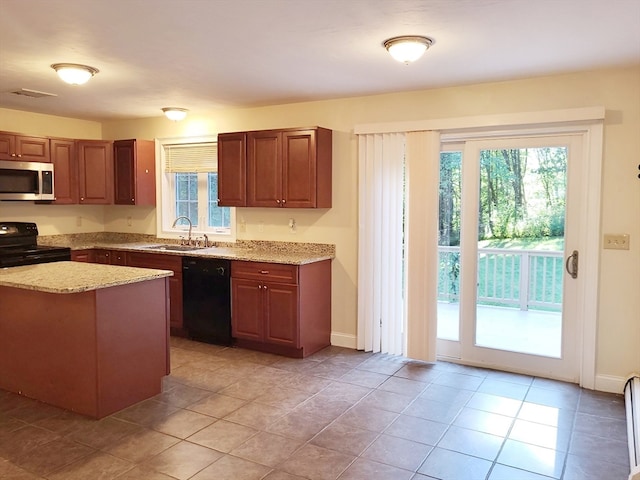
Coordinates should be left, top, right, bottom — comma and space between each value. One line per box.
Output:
143, 244, 204, 252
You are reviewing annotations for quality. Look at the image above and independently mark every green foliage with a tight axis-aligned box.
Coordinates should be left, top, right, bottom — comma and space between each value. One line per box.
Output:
438, 146, 567, 242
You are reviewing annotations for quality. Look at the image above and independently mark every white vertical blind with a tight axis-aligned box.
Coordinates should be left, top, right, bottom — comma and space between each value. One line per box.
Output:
405, 131, 440, 362
357, 133, 405, 355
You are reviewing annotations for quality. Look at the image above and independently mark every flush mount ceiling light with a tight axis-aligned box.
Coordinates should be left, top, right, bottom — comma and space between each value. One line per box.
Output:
51, 63, 99, 85
383, 35, 434, 64
162, 107, 189, 121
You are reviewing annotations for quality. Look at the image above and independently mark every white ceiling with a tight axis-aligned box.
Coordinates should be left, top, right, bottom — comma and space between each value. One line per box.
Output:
1, 0, 639, 122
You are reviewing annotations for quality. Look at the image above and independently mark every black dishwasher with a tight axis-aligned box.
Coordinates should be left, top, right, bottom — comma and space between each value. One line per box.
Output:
182, 257, 232, 346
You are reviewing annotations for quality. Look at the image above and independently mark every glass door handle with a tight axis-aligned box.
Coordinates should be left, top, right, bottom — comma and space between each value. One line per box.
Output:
565, 250, 578, 279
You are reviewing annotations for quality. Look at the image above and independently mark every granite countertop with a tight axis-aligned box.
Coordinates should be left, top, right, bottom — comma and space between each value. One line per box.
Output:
38, 234, 335, 265
0, 261, 173, 294
97, 243, 334, 265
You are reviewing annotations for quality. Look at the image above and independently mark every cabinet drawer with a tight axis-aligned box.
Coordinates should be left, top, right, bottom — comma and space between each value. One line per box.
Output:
231, 261, 298, 284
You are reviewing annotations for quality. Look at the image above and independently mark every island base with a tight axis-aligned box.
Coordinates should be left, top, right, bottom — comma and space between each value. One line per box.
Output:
0, 278, 170, 419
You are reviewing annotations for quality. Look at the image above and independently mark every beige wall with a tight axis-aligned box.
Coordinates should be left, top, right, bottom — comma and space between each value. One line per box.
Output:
1, 65, 639, 387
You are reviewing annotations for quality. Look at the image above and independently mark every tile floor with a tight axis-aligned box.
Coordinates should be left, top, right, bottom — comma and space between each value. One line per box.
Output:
0, 337, 630, 480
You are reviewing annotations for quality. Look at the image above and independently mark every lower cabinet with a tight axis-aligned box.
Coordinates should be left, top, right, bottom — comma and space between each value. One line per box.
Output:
72, 249, 184, 335
231, 259, 331, 358
125, 252, 184, 335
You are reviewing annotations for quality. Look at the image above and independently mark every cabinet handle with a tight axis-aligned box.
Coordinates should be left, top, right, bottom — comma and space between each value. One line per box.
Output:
260, 270, 269, 274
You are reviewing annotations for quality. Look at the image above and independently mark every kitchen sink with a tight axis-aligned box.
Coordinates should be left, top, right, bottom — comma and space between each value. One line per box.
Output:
142, 244, 205, 252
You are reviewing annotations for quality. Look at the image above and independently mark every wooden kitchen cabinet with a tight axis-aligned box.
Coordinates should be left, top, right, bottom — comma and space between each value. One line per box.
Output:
70, 249, 94, 263
218, 126, 332, 208
231, 259, 331, 358
114, 139, 156, 205
49, 139, 78, 204
126, 251, 184, 335
217, 132, 247, 206
77, 140, 113, 204
0, 132, 50, 162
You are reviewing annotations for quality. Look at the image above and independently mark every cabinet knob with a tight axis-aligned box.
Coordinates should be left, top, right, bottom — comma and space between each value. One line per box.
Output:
259, 285, 262, 289
131, 198, 135, 202
17, 154, 22, 158
276, 199, 280, 204
10, 153, 16, 157
282, 199, 286, 204
80, 197, 84, 201
264, 285, 268, 290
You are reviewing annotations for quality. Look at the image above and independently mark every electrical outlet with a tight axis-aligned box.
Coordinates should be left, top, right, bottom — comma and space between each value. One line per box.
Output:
603, 234, 630, 250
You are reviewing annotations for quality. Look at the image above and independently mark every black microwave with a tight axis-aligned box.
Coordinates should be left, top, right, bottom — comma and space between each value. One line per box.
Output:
0, 160, 55, 201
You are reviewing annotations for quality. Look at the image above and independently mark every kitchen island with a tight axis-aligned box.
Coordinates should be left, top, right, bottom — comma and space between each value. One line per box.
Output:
0, 261, 173, 418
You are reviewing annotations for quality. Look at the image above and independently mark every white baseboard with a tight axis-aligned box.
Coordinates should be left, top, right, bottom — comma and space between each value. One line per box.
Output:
330, 332, 357, 349
595, 374, 626, 394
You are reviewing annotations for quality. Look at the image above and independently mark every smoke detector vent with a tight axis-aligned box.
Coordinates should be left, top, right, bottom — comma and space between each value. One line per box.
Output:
10, 88, 58, 98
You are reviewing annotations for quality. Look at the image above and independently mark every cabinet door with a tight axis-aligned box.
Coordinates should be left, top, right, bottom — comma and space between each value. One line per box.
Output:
247, 130, 282, 207
93, 249, 111, 264
282, 129, 316, 208
114, 140, 135, 205
110, 251, 127, 265
264, 282, 299, 347
114, 139, 155, 205
77, 141, 113, 204
168, 277, 183, 331
16, 136, 50, 162
0, 133, 15, 160
218, 132, 247, 206
50, 139, 77, 204
231, 278, 264, 341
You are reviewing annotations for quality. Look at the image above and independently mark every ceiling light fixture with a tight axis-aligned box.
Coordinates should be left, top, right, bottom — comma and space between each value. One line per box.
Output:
383, 36, 434, 64
162, 107, 189, 121
51, 63, 99, 85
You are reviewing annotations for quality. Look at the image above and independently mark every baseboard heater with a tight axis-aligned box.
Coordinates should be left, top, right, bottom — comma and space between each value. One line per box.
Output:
626, 374, 640, 480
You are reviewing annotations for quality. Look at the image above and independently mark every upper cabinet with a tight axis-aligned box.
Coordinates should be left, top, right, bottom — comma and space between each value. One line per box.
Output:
114, 139, 156, 205
218, 126, 332, 208
49, 139, 77, 204
77, 140, 114, 204
217, 132, 247, 206
0, 132, 50, 162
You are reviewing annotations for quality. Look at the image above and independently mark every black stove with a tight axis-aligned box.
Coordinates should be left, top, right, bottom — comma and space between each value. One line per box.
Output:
0, 222, 71, 267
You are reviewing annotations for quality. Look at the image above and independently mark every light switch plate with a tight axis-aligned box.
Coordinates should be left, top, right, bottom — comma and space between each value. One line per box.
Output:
603, 233, 630, 250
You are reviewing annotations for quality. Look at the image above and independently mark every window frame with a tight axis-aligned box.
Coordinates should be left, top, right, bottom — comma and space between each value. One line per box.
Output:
156, 136, 236, 242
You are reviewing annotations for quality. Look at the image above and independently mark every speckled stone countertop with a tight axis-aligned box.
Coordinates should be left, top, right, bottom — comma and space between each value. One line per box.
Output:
39, 234, 335, 265
0, 261, 173, 294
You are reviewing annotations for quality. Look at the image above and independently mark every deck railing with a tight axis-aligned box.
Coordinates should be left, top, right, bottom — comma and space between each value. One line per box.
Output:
438, 246, 563, 311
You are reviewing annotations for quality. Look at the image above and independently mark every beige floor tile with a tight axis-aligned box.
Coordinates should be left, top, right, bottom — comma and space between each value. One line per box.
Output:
66, 417, 142, 450
337, 457, 414, 480
230, 431, 303, 467
187, 393, 247, 418
105, 429, 180, 463
223, 401, 288, 429
253, 386, 312, 410
47, 452, 133, 480
310, 421, 378, 456
266, 411, 331, 441
188, 419, 258, 453
116, 464, 177, 479
143, 440, 222, 480
0, 425, 61, 461
0, 458, 43, 479
155, 383, 212, 408
11, 437, 93, 476
279, 444, 355, 480
151, 408, 215, 438
113, 398, 180, 427
191, 454, 272, 480
219, 379, 272, 400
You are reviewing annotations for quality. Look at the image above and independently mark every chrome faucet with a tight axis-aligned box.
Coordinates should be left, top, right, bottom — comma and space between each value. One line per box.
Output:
172, 216, 193, 245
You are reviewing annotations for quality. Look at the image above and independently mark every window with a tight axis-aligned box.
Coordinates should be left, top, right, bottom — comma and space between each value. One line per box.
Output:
157, 137, 235, 240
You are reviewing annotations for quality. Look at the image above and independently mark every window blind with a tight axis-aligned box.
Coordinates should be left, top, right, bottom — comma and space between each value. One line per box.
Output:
164, 143, 218, 173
